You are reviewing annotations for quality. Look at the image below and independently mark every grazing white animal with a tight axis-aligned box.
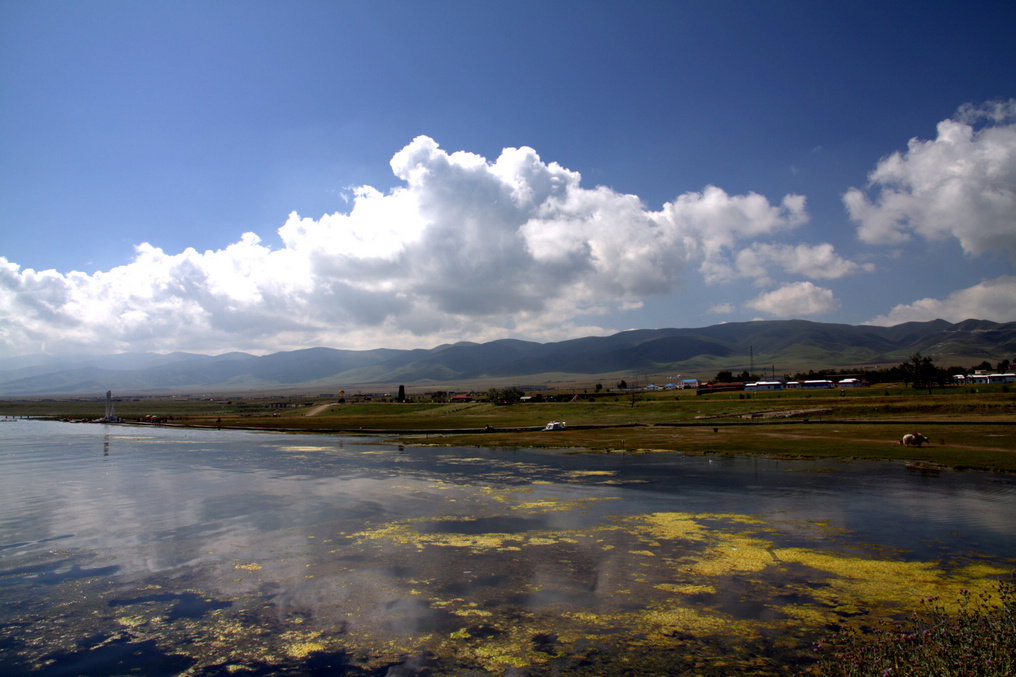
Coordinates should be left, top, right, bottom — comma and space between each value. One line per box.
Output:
901, 433, 929, 447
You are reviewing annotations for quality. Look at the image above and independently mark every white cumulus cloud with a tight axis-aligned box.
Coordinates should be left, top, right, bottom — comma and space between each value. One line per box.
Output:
864, 276, 1016, 326
745, 281, 840, 317
0, 136, 818, 356
708, 242, 874, 285
845, 100, 1016, 260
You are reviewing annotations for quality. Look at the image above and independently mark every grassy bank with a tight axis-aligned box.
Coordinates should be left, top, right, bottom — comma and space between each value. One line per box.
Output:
4, 386, 1015, 471
420, 421, 1016, 472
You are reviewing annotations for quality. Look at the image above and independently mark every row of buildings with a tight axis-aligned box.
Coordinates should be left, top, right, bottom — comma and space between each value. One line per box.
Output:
952, 372, 1016, 385
742, 378, 859, 391
706, 372, 1016, 393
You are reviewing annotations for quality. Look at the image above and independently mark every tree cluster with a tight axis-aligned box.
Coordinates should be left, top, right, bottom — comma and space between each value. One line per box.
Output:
487, 386, 525, 405
790, 353, 1013, 389
713, 370, 757, 383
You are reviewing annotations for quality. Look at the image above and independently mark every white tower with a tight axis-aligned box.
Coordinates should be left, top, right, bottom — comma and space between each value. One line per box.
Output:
104, 390, 114, 421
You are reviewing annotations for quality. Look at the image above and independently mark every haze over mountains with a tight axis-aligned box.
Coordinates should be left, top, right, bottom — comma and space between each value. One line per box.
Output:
1, 319, 1014, 397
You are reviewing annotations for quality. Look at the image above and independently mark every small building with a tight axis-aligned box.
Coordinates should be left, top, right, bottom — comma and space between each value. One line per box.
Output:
451, 394, 474, 403
680, 378, 700, 389
802, 380, 835, 389
745, 381, 783, 391
970, 373, 1016, 384
837, 378, 863, 388
971, 372, 1011, 382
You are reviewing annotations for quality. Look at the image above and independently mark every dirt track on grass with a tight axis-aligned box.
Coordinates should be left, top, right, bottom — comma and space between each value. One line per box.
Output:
303, 402, 336, 417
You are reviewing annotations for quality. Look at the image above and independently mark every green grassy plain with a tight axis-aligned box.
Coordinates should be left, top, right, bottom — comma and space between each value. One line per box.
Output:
4, 385, 1015, 471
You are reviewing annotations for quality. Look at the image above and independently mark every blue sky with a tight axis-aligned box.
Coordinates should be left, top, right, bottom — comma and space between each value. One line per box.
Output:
2, 1, 1015, 357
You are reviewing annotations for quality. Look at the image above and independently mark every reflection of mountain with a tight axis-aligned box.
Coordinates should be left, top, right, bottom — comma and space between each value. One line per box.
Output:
1, 318, 1013, 395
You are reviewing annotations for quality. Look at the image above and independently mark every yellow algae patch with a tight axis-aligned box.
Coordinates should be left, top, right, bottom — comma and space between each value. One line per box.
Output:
952, 562, 1011, 579
690, 535, 777, 575
116, 615, 147, 628
781, 604, 838, 628
776, 548, 943, 601
696, 512, 770, 526
234, 562, 263, 571
443, 621, 571, 672
351, 521, 429, 546
513, 496, 622, 513
436, 533, 519, 550
351, 518, 587, 553
453, 608, 493, 617
285, 642, 324, 659
636, 605, 756, 639
355, 520, 517, 551
631, 512, 709, 542
565, 470, 616, 477
772, 549, 1011, 614
655, 583, 715, 595
279, 446, 332, 452
472, 646, 529, 669
562, 610, 618, 628
512, 500, 564, 511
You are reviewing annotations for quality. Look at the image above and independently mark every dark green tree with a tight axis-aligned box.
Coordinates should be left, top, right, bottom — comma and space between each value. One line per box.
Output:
488, 386, 524, 405
906, 352, 944, 390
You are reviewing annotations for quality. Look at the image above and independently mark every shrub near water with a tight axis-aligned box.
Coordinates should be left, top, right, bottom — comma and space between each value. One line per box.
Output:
804, 578, 1015, 676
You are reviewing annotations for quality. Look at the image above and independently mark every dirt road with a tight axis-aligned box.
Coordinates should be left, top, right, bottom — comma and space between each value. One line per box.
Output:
303, 403, 335, 417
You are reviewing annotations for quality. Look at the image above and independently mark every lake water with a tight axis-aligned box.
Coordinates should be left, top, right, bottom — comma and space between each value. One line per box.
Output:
1, 421, 1014, 675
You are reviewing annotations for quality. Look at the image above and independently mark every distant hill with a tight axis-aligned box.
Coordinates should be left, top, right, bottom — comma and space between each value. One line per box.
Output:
1, 318, 1013, 397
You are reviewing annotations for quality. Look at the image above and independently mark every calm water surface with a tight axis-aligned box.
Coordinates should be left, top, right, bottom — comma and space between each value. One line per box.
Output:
1, 421, 1014, 675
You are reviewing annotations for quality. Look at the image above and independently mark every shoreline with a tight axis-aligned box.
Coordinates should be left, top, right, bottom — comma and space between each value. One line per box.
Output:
40, 416, 1016, 474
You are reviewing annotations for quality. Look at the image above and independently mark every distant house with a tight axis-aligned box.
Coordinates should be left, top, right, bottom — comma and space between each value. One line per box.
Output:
969, 373, 1015, 384
837, 378, 863, 388
451, 394, 474, 402
680, 378, 700, 389
802, 380, 835, 389
745, 381, 783, 391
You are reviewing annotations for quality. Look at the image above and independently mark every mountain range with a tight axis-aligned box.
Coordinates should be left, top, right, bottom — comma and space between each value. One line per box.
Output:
1, 319, 1014, 397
